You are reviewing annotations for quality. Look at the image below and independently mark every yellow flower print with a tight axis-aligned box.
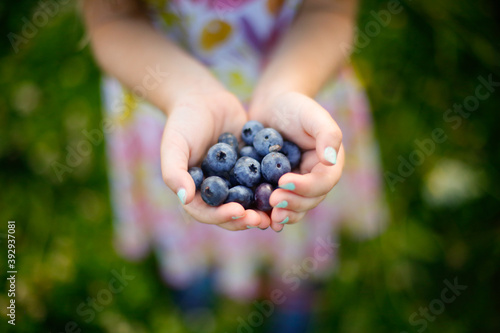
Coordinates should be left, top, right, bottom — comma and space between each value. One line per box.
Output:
200, 20, 232, 51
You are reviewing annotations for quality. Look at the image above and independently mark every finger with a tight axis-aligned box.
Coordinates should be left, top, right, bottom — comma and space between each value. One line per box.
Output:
269, 189, 325, 213
299, 150, 319, 174
270, 209, 306, 231
254, 209, 272, 229
184, 194, 246, 224
161, 123, 197, 205
278, 144, 345, 197
218, 209, 262, 231
298, 95, 343, 166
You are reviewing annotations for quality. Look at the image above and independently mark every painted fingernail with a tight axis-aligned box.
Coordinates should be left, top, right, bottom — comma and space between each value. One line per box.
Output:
279, 217, 289, 225
324, 146, 337, 165
276, 201, 288, 208
278, 183, 295, 191
247, 226, 259, 229
232, 215, 245, 220
177, 188, 186, 205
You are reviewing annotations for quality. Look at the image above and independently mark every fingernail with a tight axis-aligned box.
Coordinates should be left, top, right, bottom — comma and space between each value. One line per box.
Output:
278, 183, 295, 191
324, 146, 337, 165
277, 227, 284, 233
177, 188, 186, 205
247, 226, 259, 229
232, 215, 245, 220
276, 201, 288, 208
279, 217, 289, 225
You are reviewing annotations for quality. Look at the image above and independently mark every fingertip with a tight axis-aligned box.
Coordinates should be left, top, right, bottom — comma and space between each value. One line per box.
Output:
322, 146, 337, 166
255, 210, 271, 229
223, 202, 247, 221
240, 209, 261, 227
176, 188, 187, 205
270, 221, 283, 232
179, 173, 198, 205
277, 174, 297, 191
269, 189, 290, 208
314, 120, 342, 166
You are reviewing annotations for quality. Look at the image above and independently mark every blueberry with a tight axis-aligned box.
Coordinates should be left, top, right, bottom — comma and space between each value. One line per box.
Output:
239, 146, 262, 162
188, 167, 204, 190
261, 152, 291, 184
222, 177, 231, 188
202, 159, 230, 181
206, 143, 237, 173
224, 185, 253, 209
218, 132, 239, 152
201, 158, 216, 177
280, 141, 301, 169
200, 176, 229, 206
253, 128, 283, 156
254, 183, 273, 212
241, 120, 264, 145
233, 156, 261, 188
229, 168, 240, 187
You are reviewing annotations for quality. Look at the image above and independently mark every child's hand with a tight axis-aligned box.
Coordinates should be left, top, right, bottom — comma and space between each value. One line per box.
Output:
249, 91, 344, 232
161, 88, 271, 231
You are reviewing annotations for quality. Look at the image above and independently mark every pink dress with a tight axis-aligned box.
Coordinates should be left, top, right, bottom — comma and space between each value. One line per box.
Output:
102, 0, 388, 300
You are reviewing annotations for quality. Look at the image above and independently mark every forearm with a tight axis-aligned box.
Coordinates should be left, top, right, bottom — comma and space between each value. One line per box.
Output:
83, 0, 222, 114
252, 0, 357, 107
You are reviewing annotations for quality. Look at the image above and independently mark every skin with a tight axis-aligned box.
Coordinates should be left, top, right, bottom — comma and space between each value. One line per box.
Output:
83, 0, 356, 232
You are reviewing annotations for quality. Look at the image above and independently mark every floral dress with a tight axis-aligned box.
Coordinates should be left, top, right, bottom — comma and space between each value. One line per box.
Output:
102, 0, 388, 300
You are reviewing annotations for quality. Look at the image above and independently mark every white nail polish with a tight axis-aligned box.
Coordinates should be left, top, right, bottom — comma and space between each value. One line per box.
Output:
324, 147, 337, 165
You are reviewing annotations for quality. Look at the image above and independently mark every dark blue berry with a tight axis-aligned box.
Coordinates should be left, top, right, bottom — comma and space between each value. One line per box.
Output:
202, 158, 231, 180
224, 185, 253, 209
261, 152, 291, 184
206, 143, 237, 173
241, 120, 264, 145
201, 158, 216, 177
254, 183, 273, 212
188, 167, 204, 190
218, 132, 239, 152
253, 128, 283, 156
280, 141, 301, 169
239, 146, 262, 162
201, 176, 229, 206
229, 168, 239, 187
233, 156, 262, 188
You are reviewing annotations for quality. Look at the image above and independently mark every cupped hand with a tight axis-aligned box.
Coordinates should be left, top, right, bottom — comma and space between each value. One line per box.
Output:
249, 91, 344, 232
161, 88, 271, 231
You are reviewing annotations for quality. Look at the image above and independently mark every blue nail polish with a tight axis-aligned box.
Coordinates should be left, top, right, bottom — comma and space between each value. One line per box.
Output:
276, 201, 288, 208
232, 215, 245, 220
246, 226, 259, 229
278, 183, 295, 191
324, 147, 337, 165
177, 188, 186, 205
279, 217, 289, 225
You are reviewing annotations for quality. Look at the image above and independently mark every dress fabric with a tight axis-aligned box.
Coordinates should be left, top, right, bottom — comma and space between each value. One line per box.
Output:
102, 0, 388, 300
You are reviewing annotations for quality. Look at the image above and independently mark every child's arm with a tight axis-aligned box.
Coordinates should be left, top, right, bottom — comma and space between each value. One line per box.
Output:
83, 0, 222, 112
83, 0, 270, 230
252, 0, 357, 102
249, 0, 357, 231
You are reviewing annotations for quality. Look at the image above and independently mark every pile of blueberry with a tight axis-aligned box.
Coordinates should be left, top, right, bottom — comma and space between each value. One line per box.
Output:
188, 120, 301, 211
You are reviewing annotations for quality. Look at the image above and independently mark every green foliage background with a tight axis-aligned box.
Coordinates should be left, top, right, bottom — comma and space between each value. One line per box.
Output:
0, 0, 499, 332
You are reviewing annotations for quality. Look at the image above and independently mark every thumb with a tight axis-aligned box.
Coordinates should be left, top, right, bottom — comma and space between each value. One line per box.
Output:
299, 96, 343, 166
160, 124, 197, 205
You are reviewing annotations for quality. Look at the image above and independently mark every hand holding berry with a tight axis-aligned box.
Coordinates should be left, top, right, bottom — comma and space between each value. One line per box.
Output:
161, 88, 270, 231
249, 91, 345, 232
